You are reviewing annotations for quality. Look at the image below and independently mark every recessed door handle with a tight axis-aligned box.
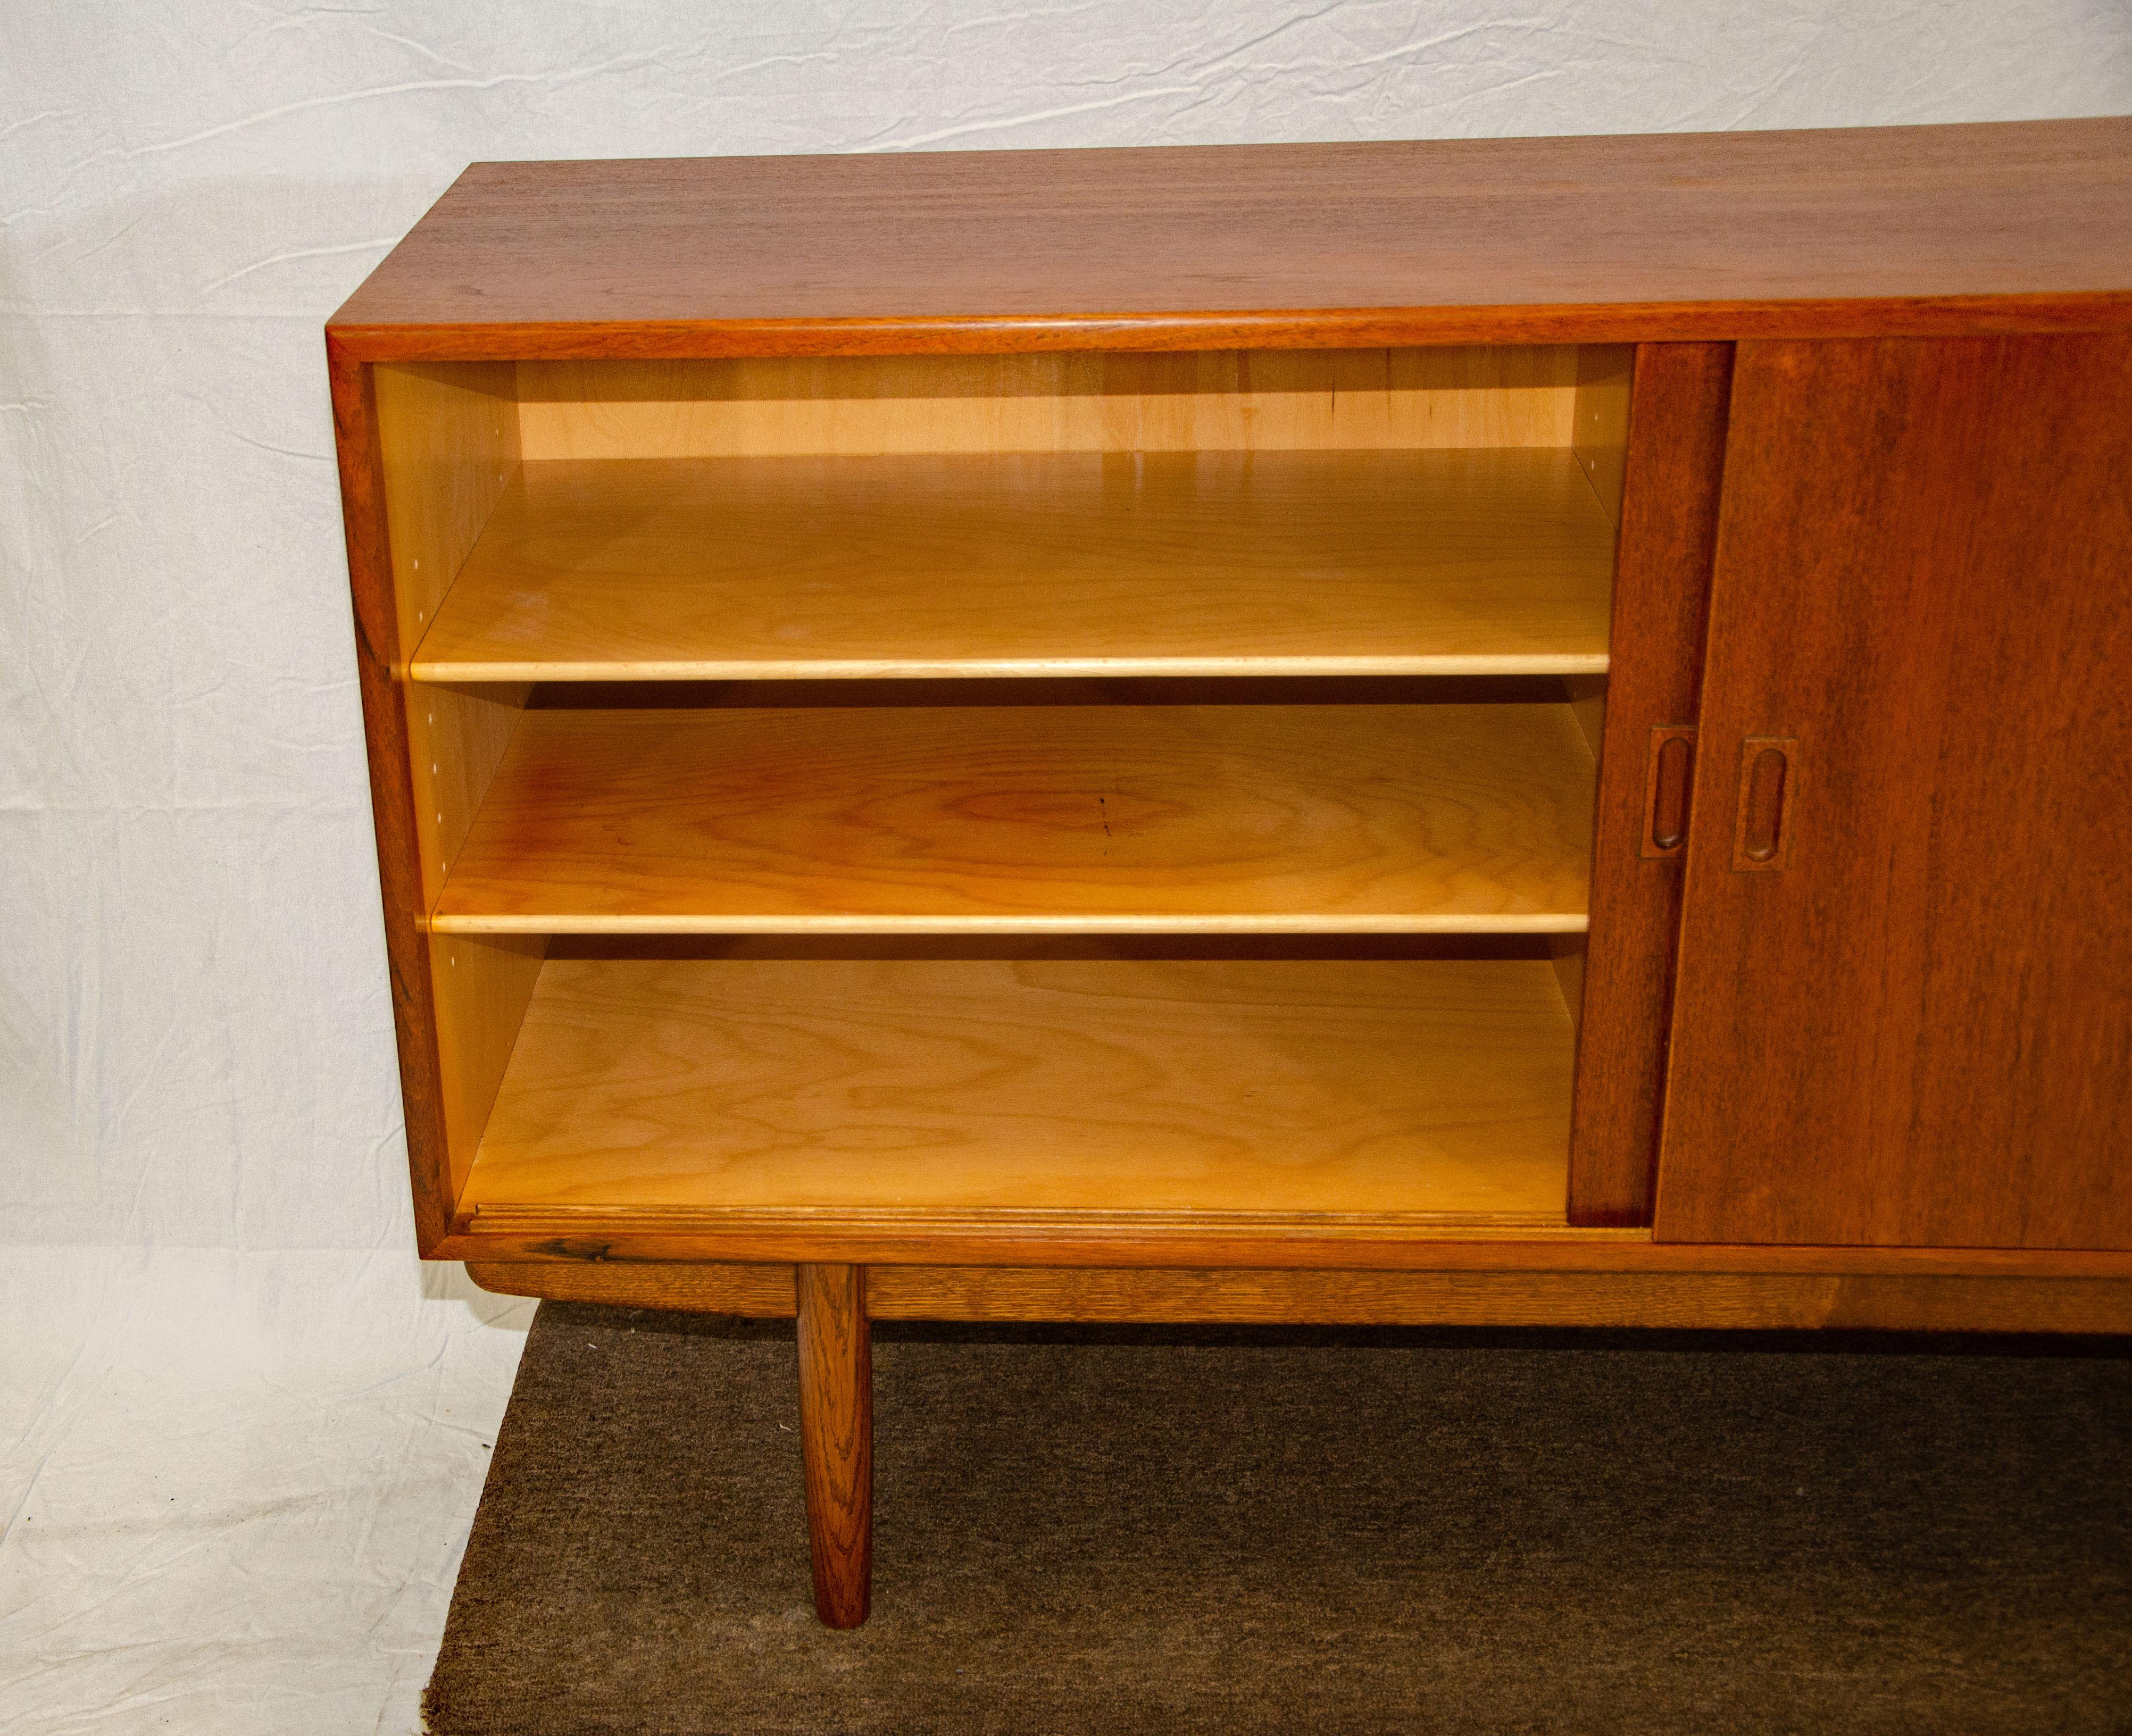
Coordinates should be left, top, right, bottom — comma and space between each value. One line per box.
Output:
1641, 725, 1696, 859
1732, 736, 1799, 871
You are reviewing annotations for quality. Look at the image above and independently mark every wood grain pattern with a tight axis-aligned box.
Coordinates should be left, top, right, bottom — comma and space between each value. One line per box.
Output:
373, 366, 526, 896
442, 1217, 2132, 1276
1563, 676, 1606, 760
431, 703, 1597, 933
1548, 937, 1584, 1035
329, 339, 453, 1247
338, 127, 2132, 1351
1570, 345, 1634, 525
1564, 344, 1733, 1226
370, 362, 548, 1214
865, 1268, 2132, 1332
372, 363, 527, 904
469, 1258, 805, 1316
1657, 336, 2132, 1249
409, 450, 1616, 683
373, 365, 521, 661
329, 121, 2132, 358
462, 1259, 2132, 1333
461, 956, 1575, 1222
796, 1264, 872, 1628
515, 347, 1582, 458
428, 934, 546, 1205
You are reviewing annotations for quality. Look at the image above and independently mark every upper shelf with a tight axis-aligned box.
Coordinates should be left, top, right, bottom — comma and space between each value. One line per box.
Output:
429, 700, 1596, 934
409, 448, 1615, 683
328, 120, 2132, 358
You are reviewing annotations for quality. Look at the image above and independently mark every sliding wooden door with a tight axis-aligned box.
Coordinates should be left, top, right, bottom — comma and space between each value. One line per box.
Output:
1654, 336, 2132, 1248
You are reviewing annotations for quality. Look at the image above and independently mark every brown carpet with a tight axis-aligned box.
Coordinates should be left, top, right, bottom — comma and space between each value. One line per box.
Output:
424, 1304, 2132, 1735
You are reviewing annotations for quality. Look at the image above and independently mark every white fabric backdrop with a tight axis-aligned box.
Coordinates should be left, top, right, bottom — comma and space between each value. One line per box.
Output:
3, 4, 2127, 1730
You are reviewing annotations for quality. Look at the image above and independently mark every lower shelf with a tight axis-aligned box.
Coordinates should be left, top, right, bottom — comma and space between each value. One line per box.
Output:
460, 954, 1576, 1226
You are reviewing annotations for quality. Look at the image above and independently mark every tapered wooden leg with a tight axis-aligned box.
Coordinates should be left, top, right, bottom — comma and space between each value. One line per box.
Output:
796, 1262, 872, 1628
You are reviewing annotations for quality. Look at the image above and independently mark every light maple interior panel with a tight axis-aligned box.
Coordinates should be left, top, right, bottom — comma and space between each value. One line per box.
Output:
409, 449, 1615, 682
429, 701, 1597, 933
460, 956, 1576, 1223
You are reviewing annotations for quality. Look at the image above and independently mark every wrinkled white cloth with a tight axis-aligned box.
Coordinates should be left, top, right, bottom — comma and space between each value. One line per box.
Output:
3, 3, 2126, 1731
0, 1251, 528, 1735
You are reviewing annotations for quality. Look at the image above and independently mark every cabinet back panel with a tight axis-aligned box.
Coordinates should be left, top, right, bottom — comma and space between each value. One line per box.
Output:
1656, 334, 2132, 1249
515, 347, 1582, 458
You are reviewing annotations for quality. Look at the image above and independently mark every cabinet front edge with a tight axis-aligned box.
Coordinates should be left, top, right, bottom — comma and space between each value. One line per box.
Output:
324, 291, 2132, 362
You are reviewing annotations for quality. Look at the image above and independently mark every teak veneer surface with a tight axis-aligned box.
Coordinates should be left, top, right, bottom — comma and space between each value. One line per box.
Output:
328, 120, 2132, 357
796, 1264, 872, 1627
462, 1259, 2132, 1334
431, 703, 1596, 932
1658, 333, 2132, 1250
1564, 343, 1732, 1224
410, 450, 1615, 682
460, 956, 1574, 1223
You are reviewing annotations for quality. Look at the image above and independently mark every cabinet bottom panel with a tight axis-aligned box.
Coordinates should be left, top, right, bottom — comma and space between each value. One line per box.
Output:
459, 953, 1576, 1226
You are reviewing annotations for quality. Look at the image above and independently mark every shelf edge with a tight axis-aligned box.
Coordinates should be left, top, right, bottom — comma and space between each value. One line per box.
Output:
409, 655, 1615, 685
425, 913, 1594, 936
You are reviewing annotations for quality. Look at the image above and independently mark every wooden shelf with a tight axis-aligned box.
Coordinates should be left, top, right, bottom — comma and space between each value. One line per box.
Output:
408, 450, 1615, 682
430, 701, 1596, 933
459, 955, 1575, 1225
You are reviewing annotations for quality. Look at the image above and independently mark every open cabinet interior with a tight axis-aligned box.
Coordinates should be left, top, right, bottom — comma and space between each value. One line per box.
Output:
372, 343, 1635, 1239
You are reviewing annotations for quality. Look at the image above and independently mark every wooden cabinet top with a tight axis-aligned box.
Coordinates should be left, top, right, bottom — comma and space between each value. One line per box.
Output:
328, 118, 2132, 360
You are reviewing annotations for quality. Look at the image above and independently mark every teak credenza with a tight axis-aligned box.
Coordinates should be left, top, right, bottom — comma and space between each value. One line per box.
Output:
329, 119, 2132, 1627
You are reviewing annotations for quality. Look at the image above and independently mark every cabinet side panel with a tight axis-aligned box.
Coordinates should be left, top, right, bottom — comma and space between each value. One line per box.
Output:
513, 347, 1580, 457
1548, 936, 1585, 1037
329, 341, 452, 1245
1565, 343, 1733, 1225
1571, 344, 1635, 527
1657, 336, 2132, 1248
369, 362, 546, 1226
430, 934, 547, 1206
373, 363, 526, 903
